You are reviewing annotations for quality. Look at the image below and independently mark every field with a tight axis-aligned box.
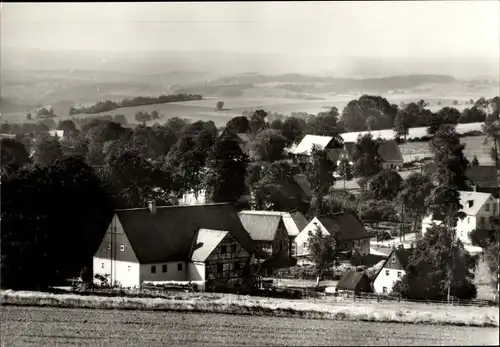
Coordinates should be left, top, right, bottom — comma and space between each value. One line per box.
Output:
1, 306, 498, 346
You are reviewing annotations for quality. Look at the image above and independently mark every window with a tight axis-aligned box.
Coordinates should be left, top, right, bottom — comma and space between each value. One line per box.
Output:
101, 263, 104, 269
235, 262, 240, 271
397, 271, 402, 278
221, 245, 227, 254
392, 256, 396, 263
128, 266, 131, 272
467, 217, 470, 224
385, 270, 390, 276
107, 244, 111, 250
480, 217, 485, 225
231, 245, 237, 253
383, 287, 388, 294
485, 204, 490, 212
162, 264, 167, 273
217, 263, 223, 273
177, 263, 183, 271
120, 245, 125, 252
151, 265, 156, 274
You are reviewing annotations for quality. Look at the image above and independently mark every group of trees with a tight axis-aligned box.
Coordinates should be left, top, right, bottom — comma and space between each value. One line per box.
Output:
135, 110, 160, 122
69, 93, 202, 115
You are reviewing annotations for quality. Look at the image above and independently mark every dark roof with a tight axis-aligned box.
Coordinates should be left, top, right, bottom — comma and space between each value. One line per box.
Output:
317, 210, 370, 241
337, 271, 369, 291
294, 174, 313, 198
350, 252, 387, 267
290, 211, 309, 232
392, 249, 411, 269
377, 140, 403, 163
466, 166, 499, 188
115, 203, 255, 264
238, 213, 281, 241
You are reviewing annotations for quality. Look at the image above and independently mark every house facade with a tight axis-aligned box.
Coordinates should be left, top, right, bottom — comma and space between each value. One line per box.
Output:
421, 191, 499, 244
93, 202, 255, 289
373, 248, 411, 294
295, 210, 371, 265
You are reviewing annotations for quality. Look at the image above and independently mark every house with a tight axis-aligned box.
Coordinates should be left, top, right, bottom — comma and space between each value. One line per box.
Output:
350, 250, 387, 268
465, 166, 500, 199
421, 191, 499, 244
49, 130, 64, 139
336, 271, 373, 295
218, 127, 252, 154
373, 248, 411, 294
293, 174, 313, 201
295, 210, 371, 265
238, 211, 292, 261
93, 202, 255, 289
292, 134, 404, 170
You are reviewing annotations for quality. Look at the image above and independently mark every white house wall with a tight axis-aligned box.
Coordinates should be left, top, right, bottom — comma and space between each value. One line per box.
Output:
93, 257, 140, 288
373, 268, 405, 294
140, 261, 187, 283
188, 262, 206, 282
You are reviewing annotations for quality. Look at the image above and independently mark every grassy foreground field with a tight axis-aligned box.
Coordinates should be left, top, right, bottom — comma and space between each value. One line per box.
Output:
1, 290, 498, 328
1, 306, 498, 346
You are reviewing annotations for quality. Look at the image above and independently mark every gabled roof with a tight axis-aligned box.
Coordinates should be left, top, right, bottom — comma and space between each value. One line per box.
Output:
114, 203, 254, 264
377, 140, 404, 163
458, 190, 492, 215
190, 229, 229, 262
466, 166, 499, 188
316, 210, 370, 241
294, 174, 313, 198
291, 135, 337, 155
340, 129, 394, 143
238, 210, 307, 238
238, 212, 281, 241
337, 271, 369, 291
289, 211, 309, 234
374, 248, 413, 280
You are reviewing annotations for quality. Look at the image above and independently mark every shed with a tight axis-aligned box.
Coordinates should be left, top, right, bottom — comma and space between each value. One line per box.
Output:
336, 271, 373, 294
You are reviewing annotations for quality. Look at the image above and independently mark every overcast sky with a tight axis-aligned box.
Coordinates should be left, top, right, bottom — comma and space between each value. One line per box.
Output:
1, 1, 499, 59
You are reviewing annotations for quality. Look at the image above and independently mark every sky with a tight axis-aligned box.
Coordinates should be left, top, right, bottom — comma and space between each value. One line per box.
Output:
1, 1, 499, 59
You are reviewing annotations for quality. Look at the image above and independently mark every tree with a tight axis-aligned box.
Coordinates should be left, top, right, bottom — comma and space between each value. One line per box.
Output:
358, 199, 398, 223
352, 134, 382, 188
26, 113, 32, 120
305, 145, 336, 197
307, 226, 338, 277
113, 114, 128, 125
484, 240, 500, 294
151, 110, 159, 119
428, 107, 461, 135
452, 100, 459, 105
396, 173, 435, 231
393, 110, 410, 141
249, 128, 287, 162
393, 224, 477, 301
341, 95, 397, 132
166, 117, 189, 134
1, 138, 31, 175
270, 119, 284, 131
204, 134, 249, 203
470, 155, 480, 166
369, 169, 403, 200
307, 107, 341, 136
1, 156, 113, 289
249, 109, 268, 135
458, 107, 487, 124
282, 116, 307, 144
57, 120, 77, 137
33, 136, 63, 164
482, 105, 500, 170
337, 157, 353, 191
226, 116, 250, 133
216, 101, 224, 111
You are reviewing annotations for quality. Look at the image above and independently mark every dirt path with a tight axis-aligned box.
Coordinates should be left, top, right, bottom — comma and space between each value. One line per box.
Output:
1, 306, 498, 346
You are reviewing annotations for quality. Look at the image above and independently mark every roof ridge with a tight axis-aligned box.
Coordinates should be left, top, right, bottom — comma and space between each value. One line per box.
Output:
115, 202, 231, 212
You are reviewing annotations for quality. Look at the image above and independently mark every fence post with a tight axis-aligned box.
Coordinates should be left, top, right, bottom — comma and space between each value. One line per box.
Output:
398, 294, 401, 302
377, 295, 380, 303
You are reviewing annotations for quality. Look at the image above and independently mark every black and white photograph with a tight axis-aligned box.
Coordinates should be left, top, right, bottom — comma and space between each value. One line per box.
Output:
0, 1, 499, 346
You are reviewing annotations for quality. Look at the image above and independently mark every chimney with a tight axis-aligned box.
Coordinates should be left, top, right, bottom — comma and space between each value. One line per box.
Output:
148, 200, 156, 214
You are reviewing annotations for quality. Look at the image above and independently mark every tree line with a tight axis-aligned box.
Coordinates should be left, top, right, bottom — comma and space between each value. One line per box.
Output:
68, 93, 202, 115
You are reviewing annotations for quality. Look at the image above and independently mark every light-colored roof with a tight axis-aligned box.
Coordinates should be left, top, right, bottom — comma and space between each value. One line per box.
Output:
292, 135, 335, 155
190, 228, 229, 262
49, 130, 64, 138
458, 191, 492, 215
238, 212, 281, 241
238, 210, 305, 237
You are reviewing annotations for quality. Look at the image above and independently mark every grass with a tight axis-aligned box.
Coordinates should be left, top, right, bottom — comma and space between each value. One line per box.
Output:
1, 290, 498, 327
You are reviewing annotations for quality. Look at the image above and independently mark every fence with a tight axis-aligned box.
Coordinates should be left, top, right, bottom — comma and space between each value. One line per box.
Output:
322, 291, 497, 307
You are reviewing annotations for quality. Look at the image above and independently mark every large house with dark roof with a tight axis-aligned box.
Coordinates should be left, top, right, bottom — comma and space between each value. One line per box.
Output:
294, 210, 371, 265
93, 202, 255, 289
373, 248, 412, 294
217, 127, 253, 154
